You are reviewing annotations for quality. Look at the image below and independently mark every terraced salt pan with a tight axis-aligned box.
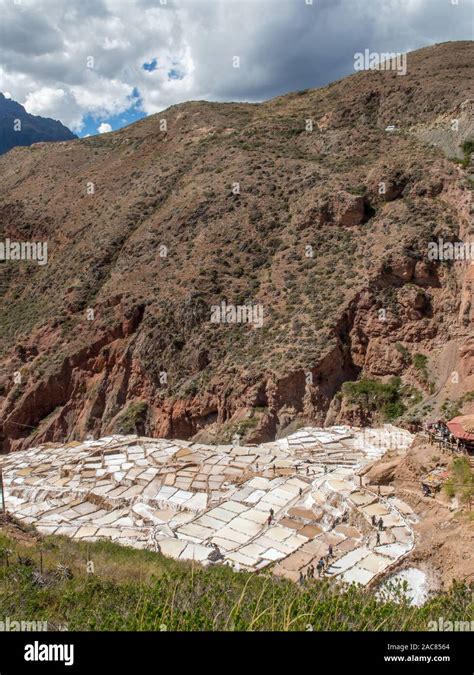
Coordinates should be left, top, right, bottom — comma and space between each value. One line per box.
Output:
375, 543, 410, 559
327, 546, 372, 574
2, 424, 414, 583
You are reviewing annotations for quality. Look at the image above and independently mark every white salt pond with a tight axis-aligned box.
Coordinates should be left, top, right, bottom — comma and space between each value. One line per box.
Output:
378, 567, 431, 606
1, 424, 415, 586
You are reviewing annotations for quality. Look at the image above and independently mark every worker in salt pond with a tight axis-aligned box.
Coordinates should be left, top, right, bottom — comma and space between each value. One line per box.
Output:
317, 558, 324, 577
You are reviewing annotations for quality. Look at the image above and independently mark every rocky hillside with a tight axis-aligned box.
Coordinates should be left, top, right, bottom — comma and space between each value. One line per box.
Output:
0, 41, 473, 452
0, 93, 76, 155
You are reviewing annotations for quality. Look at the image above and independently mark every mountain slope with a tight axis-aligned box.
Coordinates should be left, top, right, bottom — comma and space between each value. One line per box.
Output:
0, 41, 473, 452
0, 93, 76, 155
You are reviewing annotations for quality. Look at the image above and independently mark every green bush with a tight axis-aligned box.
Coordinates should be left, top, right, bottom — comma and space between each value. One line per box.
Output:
115, 402, 148, 434
461, 139, 474, 168
342, 377, 405, 421
413, 353, 428, 371
394, 343, 411, 362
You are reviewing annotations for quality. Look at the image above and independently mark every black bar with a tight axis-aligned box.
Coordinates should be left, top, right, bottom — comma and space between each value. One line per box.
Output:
1, 631, 470, 673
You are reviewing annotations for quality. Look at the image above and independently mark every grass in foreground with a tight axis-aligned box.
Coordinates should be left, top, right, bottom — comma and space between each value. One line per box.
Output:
0, 529, 472, 631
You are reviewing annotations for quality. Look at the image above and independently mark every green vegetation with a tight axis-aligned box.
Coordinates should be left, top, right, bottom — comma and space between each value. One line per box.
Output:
234, 417, 259, 433
347, 185, 367, 196
342, 377, 406, 421
394, 343, 411, 362
461, 139, 474, 168
215, 414, 259, 443
412, 353, 434, 392
182, 380, 199, 396
413, 353, 428, 372
0, 530, 471, 632
444, 457, 474, 506
441, 391, 474, 419
0, 294, 50, 349
342, 375, 423, 424
114, 401, 148, 434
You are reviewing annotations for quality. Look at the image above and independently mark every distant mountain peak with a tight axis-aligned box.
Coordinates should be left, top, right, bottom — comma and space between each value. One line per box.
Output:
0, 93, 76, 155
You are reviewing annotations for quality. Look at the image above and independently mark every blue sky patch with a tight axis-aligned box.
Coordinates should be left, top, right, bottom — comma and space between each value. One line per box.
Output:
143, 58, 158, 72
78, 91, 146, 138
168, 68, 185, 80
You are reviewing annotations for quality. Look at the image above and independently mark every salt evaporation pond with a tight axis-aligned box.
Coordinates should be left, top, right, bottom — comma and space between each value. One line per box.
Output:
2, 425, 415, 585
379, 567, 431, 606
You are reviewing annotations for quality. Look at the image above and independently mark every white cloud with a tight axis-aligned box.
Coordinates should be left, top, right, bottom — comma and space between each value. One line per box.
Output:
0, 0, 470, 132
97, 122, 112, 133
24, 86, 83, 129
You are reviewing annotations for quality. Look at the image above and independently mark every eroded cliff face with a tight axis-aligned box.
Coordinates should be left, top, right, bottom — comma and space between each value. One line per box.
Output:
0, 42, 473, 451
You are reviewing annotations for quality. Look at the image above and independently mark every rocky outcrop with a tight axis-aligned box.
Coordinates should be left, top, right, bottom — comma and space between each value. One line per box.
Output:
363, 457, 402, 485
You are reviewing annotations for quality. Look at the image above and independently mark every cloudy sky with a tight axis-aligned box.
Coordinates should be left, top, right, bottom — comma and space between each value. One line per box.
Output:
0, 0, 471, 136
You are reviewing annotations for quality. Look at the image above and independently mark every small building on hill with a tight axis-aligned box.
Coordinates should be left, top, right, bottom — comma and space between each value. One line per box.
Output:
447, 415, 474, 453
